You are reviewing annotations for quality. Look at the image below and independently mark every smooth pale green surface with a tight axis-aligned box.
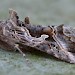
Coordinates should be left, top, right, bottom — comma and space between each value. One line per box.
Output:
0, 0, 75, 75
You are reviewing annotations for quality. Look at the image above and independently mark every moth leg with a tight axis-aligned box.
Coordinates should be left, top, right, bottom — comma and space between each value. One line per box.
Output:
14, 44, 26, 57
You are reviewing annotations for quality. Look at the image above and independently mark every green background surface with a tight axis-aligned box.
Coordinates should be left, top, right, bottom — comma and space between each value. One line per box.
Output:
0, 0, 75, 75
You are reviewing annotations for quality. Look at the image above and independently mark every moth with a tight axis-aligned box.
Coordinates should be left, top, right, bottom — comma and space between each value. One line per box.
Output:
0, 9, 75, 63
